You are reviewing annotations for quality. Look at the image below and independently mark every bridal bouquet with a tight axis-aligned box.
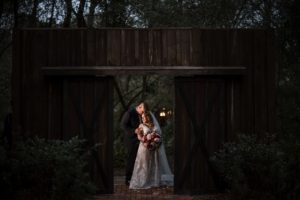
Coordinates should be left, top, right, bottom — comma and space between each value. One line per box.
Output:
142, 131, 162, 151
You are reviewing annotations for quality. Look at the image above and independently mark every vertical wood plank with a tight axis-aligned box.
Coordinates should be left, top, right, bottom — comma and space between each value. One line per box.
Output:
176, 30, 182, 65
93, 77, 114, 193
87, 29, 96, 66
266, 30, 276, 134
253, 30, 268, 136
139, 29, 150, 65
162, 29, 168, 65
12, 29, 22, 138
32, 30, 49, 138
174, 77, 192, 193
121, 29, 135, 65
96, 29, 107, 66
152, 29, 162, 65
80, 29, 87, 66
200, 30, 211, 66
48, 79, 63, 139
47, 29, 57, 67
239, 30, 254, 134
22, 30, 30, 137
107, 29, 121, 66
167, 29, 177, 65
191, 29, 202, 65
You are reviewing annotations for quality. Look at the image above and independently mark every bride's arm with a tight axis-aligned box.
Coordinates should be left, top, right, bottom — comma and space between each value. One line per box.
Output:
135, 124, 144, 141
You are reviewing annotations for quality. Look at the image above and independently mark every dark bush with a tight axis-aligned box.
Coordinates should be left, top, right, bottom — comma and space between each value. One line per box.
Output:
211, 134, 300, 200
0, 136, 96, 200
113, 136, 126, 169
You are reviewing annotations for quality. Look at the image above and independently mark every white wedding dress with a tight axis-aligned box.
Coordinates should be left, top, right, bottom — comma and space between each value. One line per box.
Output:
129, 112, 174, 189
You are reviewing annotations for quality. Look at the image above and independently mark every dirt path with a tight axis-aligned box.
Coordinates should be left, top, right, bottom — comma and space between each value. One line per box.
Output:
91, 176, 229, 200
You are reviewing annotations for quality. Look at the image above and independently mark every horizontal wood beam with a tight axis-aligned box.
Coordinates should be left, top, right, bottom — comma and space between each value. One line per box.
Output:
42, 66, 247, 76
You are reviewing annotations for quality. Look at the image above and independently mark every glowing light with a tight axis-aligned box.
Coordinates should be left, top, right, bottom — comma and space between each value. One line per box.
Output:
159, 107, 166, 117
159, 111, 166, 117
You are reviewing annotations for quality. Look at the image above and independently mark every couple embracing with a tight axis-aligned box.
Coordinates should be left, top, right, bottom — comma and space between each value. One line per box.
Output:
121, 101, 174, 189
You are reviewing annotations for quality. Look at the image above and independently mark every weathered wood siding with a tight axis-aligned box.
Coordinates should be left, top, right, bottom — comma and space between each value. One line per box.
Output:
175, 77, 242, 194
12, 28, 276, 194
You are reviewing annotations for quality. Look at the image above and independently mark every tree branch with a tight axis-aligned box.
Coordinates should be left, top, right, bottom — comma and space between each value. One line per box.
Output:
48, 0, 56, 27
0, 0, 3, 20
87, 0, 99, 27
113, 77, 127, 110
76, 0, 87, 27
63, 0, 72, 27
30, 0, 39, 27
13, 0, 19, 28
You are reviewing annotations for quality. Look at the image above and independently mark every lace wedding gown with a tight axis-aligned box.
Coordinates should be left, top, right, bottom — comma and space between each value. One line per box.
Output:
129, 113, 174, 189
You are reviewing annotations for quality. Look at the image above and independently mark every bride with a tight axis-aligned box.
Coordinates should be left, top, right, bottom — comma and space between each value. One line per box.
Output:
129, 111, 174, 189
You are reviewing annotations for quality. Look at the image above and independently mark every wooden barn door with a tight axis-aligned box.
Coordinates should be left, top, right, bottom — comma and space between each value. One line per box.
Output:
47, 76, 113, 194
174, 76, 241, 194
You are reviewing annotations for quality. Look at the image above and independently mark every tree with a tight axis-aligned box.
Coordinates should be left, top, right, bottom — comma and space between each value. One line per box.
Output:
76, 0, 87, 27
63, 0, 73, 27
87, 0, 99, 27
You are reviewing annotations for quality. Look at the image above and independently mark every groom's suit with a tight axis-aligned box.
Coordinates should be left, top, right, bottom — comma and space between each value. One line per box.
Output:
121, 107, 141, 184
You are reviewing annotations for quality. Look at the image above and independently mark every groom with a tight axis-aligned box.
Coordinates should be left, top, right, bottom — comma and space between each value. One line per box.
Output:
120, 101, 146, 186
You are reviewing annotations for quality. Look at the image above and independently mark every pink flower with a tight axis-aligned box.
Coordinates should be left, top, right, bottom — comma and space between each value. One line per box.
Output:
146, 134, 152, 140
142, 132, 162, 151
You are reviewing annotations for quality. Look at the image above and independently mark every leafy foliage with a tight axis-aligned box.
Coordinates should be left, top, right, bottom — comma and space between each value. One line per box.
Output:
211, 134, 300, 200
0, 136, 96, 200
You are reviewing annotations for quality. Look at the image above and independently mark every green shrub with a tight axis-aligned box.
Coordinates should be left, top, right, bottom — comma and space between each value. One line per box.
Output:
0, 136, 96, 200
113, 136, 126, 169
275, 139, 300, 200
211, 134, 300, 200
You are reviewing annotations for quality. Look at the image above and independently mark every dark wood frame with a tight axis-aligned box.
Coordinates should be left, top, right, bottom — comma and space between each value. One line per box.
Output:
42, 66, 247, 76
12, 28, 276, 195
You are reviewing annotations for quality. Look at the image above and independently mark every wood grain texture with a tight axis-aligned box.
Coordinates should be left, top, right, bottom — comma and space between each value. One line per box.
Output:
12, 28, 276, 194
42, 66, 247, 76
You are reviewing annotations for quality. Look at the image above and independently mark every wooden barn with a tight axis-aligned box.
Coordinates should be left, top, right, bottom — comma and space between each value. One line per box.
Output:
12, 28, 276, 194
